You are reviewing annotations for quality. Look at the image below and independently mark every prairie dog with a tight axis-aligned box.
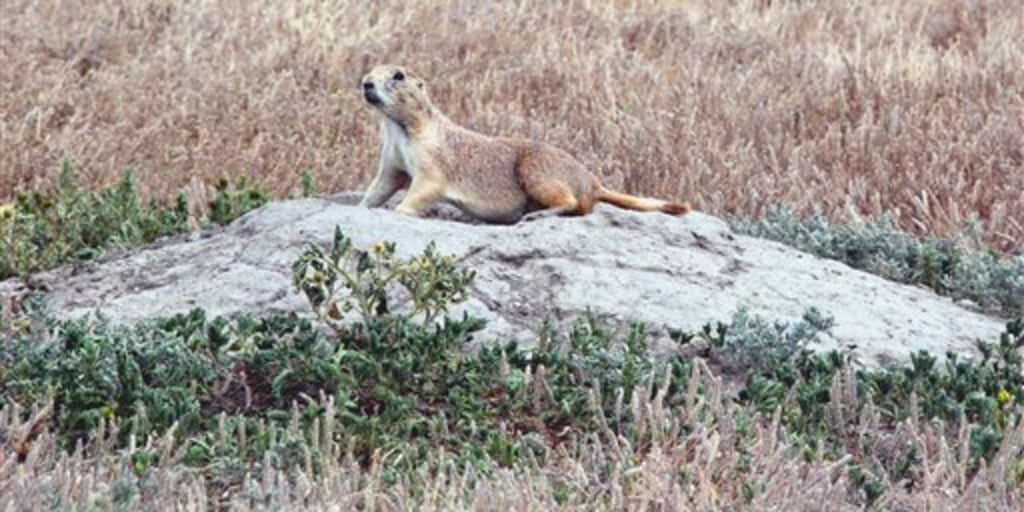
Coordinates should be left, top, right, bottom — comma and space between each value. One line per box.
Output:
358, 64, 691, 223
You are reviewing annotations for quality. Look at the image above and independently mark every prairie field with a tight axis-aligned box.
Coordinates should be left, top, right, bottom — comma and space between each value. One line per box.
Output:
1, 0, 1022, 251
2, 1, 1024, 510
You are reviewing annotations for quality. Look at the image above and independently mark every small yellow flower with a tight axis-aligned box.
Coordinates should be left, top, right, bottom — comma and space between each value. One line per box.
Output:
997, 388, 1013, 406
11, 318, 31, 333
0, 203, 14, 220
101, 405, 116, 420
371, 241, 387, 255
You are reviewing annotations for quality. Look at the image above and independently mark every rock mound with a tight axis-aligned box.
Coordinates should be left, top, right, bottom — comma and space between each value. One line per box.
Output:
1, 193, 1007, 366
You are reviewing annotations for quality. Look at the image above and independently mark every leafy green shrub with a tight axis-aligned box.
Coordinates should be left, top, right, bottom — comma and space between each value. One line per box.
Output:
0, 161, 190, 278
732, 207, 1024, 316
0, 163, 280, 280
0, 231, 676, 476
2, 310, 214, 444
732, 312, 1023, 496
1, 228, 1021, 508
292, 229, 476, 330
680, 307, 835, 375
208, 176, 270, 226
299, 169, 316, 198
673, 306, 1023, 504
288, 230, 672, 467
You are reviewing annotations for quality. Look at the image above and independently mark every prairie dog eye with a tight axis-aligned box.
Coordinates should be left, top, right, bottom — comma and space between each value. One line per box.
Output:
392, 71, 405, 81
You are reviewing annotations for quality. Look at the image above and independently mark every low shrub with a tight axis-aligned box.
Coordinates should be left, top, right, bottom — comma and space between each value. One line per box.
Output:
0, 161, 189, 279
0, 162, 277, 280
208, 176, 271, 227
732, 207, 1024, 316
1, 228, 1021, 509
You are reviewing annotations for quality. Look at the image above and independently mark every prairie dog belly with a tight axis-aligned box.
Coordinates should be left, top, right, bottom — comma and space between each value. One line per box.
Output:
445, 180, 529, 223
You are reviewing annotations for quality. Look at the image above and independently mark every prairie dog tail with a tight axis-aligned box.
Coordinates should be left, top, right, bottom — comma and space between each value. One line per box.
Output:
598, 186, 691, 215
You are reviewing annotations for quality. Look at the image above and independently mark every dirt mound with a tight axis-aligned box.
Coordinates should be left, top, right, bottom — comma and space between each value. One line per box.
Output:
2, 193, 1007, 366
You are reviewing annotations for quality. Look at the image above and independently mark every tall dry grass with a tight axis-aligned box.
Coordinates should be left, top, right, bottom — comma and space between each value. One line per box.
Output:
3, 362, 1021, 510
1, 0, 1022, 250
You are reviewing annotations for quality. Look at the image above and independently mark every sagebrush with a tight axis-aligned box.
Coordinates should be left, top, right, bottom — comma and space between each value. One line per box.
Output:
733, 207, 1024, 316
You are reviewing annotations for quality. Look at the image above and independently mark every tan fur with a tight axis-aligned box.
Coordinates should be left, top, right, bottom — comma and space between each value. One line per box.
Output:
357, 64, 692, 223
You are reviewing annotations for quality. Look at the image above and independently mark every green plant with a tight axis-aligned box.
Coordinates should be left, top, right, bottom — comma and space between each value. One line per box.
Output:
0, 163, 284, 279
697, 307, 835, 375
292, 229, 476, 330
732, 207, 1024, 316
0, 160, 190, 279
2, 229, 1021, 509
732, 311, 1024, 494
208, 176, 270, 226
0, 230, 679, 476
300, 170, 316, 198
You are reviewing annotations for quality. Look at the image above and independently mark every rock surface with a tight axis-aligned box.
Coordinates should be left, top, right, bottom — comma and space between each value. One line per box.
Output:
1, 193, 1009, 366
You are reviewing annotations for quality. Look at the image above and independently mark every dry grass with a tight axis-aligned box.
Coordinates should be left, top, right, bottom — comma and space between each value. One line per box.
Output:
3, 362, 1021, 511
2, 0, 1022, 251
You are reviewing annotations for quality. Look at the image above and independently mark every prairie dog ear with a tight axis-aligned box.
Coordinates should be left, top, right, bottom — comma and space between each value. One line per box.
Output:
416, 79, 425, 89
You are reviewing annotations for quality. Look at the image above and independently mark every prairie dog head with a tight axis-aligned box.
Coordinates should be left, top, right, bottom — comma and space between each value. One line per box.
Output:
360, 64, 433, 126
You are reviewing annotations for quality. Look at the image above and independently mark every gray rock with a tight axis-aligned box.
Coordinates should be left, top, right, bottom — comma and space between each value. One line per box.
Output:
0, 193, 1009, 366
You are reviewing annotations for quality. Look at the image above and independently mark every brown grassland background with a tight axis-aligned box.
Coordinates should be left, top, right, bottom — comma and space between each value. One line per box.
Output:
1, 0, 1022, 251
2, 2, 1024, 509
